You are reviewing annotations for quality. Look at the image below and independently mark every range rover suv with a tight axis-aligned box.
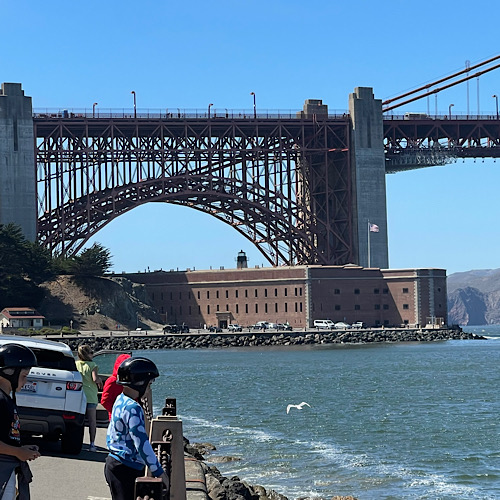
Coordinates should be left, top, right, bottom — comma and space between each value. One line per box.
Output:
0, 335, 86, 454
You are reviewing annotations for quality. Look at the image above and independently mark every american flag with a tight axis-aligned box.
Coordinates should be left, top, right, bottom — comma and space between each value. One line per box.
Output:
369, 223, 380, 233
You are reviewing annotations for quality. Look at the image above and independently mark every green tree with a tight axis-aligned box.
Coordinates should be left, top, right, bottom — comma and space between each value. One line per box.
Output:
0, 223, 54, 309
69, 243, 113, 276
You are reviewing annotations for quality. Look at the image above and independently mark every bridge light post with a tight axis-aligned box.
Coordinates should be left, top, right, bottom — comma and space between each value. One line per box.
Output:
448, 103, 454, 119
493, 95, 499, 119
250, 92, 256, 119
131, 90, 137, 118
208, 103, 213, 119
92, 102, 98, 118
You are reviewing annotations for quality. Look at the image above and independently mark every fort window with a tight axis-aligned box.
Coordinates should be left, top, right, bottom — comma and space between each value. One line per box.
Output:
354, 289, 360, 294
404, 319, 409, 324
300, 302, 303, 312
403, 288, 409, 293
383, 304, 389, 310
179, 292, 182, 299
285, 303, 288, 313
300, 288, 303, 296
334, 289, 340, 294
275, 303, 279, 313
275, 288, 278, 297
197, 291, 200, 299
294, 302, 298, 312
265, 303, 268, 313
335, 305, 341, 310
235, 290, 239, 298
170, 292, 173, 300
161, 292, 164, 300
207, 305, 210, 314
245, 304, 249, 314
255, 304, 258, 313
152, 293, 155, 300
384, 320, 389, 326
179, 306, 182, 315
188, 292, 191, 299
295, 287, 298, 296
383, 288, 389, 294
255, 289, 258, 298
437, 287, 442, 292
265, 289, 268, 297
284, 288, 287, 297
170, 306, 173, 315
225, 290, 229, 299
245, 290, 248, 298
216, 291, 219, 299
374, 288, 379, 294
216, 305, 220, 312
374, 304, 380, 310
207, 291, 210, 299
354, 305, 360, 310
226, 304, 229, 311
198, 306, 201, 314
403, 304, 409, 310
161, 306, 164, 313
236, 304, 239, 314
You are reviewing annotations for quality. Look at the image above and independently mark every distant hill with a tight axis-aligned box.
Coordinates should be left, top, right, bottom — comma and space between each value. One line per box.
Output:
447, 269, 500, 325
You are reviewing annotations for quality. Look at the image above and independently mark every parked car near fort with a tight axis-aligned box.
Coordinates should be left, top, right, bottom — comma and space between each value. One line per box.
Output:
334, 322, 351, 329
351, 321, 366, 329
227, 324, 242, 332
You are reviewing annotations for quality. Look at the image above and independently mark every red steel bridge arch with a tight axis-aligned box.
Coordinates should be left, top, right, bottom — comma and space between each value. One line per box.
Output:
35, 115, 353, 266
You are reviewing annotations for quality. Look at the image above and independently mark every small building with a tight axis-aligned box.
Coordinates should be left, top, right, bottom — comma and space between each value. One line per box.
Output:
0, 307, 45, 330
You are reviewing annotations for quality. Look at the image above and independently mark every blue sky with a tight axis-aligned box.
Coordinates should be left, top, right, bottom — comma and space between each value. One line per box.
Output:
1, 0, 499, 275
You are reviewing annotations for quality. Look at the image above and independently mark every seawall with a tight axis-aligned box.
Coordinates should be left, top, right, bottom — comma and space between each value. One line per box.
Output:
53, 327, 482, 352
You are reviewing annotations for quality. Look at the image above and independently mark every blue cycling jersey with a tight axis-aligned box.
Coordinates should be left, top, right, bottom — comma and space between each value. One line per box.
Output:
106, 393, 164, 477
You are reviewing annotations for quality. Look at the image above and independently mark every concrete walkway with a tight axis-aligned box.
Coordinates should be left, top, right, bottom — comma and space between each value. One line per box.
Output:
29, 427, 111, 500
27, 427, 208, 500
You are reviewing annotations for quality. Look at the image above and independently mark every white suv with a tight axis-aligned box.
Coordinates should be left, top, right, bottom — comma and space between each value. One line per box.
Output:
0, 335, 86, 454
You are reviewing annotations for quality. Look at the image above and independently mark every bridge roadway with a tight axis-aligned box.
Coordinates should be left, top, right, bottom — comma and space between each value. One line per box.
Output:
27, 426, 207, 500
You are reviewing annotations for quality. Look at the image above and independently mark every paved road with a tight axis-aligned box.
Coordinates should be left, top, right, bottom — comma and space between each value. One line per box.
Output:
28, 427, 111, 500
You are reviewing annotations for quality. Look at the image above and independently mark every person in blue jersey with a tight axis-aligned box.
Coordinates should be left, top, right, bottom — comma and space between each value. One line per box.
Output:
104, 357, 169, 500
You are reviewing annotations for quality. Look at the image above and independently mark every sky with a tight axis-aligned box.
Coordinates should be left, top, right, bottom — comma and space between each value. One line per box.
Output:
1, 0, 499, 276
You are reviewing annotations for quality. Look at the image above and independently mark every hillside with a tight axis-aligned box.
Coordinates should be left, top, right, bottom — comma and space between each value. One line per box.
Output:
37, 275, 163, 331
447, 269, 500, 325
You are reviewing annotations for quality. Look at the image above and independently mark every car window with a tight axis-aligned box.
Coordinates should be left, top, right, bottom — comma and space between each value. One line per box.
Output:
31, 348, 77, 371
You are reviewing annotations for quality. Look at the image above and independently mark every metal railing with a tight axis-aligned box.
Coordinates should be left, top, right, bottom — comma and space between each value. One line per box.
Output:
33, 107, 350, 120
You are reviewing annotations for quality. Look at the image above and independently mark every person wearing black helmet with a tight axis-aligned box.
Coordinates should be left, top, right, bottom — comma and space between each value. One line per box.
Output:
0, 343, 40, 500
104, 357, 169, 500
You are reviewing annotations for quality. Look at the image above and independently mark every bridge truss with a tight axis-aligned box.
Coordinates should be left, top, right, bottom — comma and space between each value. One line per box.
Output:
34, 117, 353, 266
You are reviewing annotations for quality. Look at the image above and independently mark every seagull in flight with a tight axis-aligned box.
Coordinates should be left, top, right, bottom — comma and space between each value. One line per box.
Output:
286, 402, 311, 414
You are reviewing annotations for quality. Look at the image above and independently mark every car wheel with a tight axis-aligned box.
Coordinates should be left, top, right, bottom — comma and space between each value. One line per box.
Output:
61, 422, 84, 455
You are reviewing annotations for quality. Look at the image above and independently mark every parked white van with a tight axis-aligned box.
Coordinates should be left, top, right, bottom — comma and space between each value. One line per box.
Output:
313, 319, 334, 329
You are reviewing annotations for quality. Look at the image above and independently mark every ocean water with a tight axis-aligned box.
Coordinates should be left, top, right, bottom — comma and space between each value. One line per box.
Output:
130, 328, 500, 499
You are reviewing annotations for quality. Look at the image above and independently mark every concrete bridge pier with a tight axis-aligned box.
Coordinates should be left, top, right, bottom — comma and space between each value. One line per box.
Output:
0, 82, 36, 240
349, 87, 389, 268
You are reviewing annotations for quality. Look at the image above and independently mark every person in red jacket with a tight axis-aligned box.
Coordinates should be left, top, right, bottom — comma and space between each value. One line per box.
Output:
101, 354, 131, 419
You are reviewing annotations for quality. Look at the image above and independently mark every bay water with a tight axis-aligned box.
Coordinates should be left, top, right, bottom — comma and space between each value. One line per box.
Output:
127, 327, 500, 499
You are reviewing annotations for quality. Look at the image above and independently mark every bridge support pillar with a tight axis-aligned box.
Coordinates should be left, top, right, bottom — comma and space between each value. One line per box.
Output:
349, 87, 389, 268
0, 83, 36, 241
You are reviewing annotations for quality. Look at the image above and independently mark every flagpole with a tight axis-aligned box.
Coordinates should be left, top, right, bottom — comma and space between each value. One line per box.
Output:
367, 220, 371, 268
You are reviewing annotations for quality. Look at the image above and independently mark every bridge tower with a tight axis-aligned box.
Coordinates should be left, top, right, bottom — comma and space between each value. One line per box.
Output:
349, 87, 389, 268
0, 83, 36, 241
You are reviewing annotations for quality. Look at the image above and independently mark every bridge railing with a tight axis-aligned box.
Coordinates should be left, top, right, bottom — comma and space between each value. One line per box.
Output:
33, 108, 349, 120
384, 113, 500, 120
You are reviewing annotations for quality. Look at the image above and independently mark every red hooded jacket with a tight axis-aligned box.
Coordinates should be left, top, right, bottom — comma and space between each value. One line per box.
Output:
100, 353, 131, 418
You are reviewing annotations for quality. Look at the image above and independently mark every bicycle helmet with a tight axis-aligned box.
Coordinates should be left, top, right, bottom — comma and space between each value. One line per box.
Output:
0, 344, 38, 393
117, 357, 159, 397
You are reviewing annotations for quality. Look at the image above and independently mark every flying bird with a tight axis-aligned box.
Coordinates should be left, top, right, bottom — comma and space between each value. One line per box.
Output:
286, 402, 311, 414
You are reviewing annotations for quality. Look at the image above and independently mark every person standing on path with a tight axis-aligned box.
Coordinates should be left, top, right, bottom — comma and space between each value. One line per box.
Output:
76, 345, 102, 452
104, 357, 169, 500
0, 344, 41, 500
100, 353, 131, 419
